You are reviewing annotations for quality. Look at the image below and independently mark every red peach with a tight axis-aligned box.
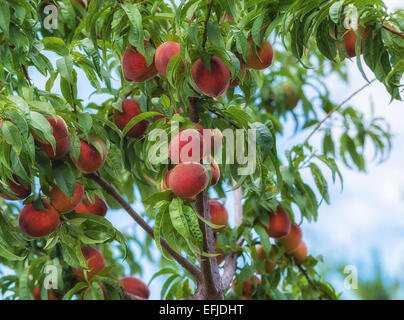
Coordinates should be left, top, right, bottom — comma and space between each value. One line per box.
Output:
114, 99, 149, 138
232, 276, 261, 297
0, 174, 31, 200
155, 41, 181, 77
72, 246, 106, 281
255, 245, 277, 273
246, 39, 274, 70
75, 195, 108, 217
33, 116, 71, 160
70, 138, 107, 174
336, 25, 369, 58
169, 129, 206, 164
278, 224, 303, 254
210, 157, 220, 186
50, 182, 84, 213
167, 162, 209, 199
191, 56, 230, 97
290, 241, 307, 264
259, 206, 291, 239
209, 200, 228, 232
285, 87, 299, 109
122, 42, 157, 82
120, 276, 150, 299
18, 200, 60, 238
34, 286, 57, 300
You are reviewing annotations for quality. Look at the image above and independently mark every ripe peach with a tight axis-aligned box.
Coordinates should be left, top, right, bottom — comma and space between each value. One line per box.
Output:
285, 87, 299, 109
72, 246, 106, 281
259, 206, 291, 239
75, 195, 108, 217
114, 99, 149, 138
290, 241, 307, 264
33, 116, 71, 160
122, 42, 157, 82
210, 157, 220, 186
255, 245, 277, 273
169, 129, 206, 164
50, 182, 84, 213
336, 26, 369, 58
70, 138, 107, 174
246, 39, 274, 70
191, 56, 230, 97
18, 200, 60, 238
167, 162, 209, 199
155, 41, 181, 77
194, 123, 223, 155
232, 276, 261, 297
278, 224, 302, 254
34, 286, 57, 300
209, 200, 228, 232
120, 276, 150, 299
0, 174, 31, 200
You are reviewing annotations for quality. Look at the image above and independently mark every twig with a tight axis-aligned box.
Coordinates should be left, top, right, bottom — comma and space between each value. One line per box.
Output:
304, 78, 376, 144
86, 173, 202, 282
201, 0, 214, 49
382, 24, 404, 38
124, 86, 139, 99
21, 65, 31, 87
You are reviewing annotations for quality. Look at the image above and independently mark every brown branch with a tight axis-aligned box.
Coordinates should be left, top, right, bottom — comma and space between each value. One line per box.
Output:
201, 0, 214, 49
21, 65, 31, 87
124, 86, 139, 99
188, 97, 223, 300
304, 78, 376, 144
86, 173, 202, 282
382, 24, 404, 38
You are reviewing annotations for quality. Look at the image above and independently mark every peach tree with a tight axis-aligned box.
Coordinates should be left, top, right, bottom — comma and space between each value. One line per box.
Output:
0, 0, 402, 300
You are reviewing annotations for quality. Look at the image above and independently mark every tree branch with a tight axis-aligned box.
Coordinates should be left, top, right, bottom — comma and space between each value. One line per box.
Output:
201, 0, 214, 49
188, 97, 223, 300
86, 173, 202, 283
304, 78, 376, 144
382, 24, 404, 38
21, 65, 31, 87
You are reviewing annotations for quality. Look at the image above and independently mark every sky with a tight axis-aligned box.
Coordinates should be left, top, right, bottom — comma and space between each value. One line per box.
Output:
2, 0, 403, 300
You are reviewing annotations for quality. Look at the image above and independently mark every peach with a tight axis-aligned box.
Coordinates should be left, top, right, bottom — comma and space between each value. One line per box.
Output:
75, 195, 108, 217
232, 276, 261, 297
278, 224, 302, 254
120, 276, 150, 299
167, 162, 209, 199
70, 138, 107, 174
155, 41, 181, 77
210, 157, 220, 186
122, 42, 157, 82
194, 123, 223, 155
50, 182, 84, 213
0, 174, 31, 200
191, 56, 230, 97
255, 245, 277, 273
259, 206, 291, 239
34, 286, 57, 300
290, 241, 307, 264
209, 200, 228, 232
246, 39, 274, 70
33, 116, 71, 160
72, 246, 106, 281
285, 87, 299, 109
169, 129, 206, 164
18, 200, 60, 238
336, 26, 369, 58
114, 99, 149, 138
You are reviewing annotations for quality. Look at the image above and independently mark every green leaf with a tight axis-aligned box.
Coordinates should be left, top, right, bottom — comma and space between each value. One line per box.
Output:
53, 162, 76, 198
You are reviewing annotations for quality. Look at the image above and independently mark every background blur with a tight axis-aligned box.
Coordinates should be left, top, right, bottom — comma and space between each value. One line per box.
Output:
1, 0, 403, 300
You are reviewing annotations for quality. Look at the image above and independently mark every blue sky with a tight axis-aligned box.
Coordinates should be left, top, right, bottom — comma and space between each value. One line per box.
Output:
2, 0, 403, 300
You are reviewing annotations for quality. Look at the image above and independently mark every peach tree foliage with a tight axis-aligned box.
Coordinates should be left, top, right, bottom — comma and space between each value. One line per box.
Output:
0, 0, 402, 300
